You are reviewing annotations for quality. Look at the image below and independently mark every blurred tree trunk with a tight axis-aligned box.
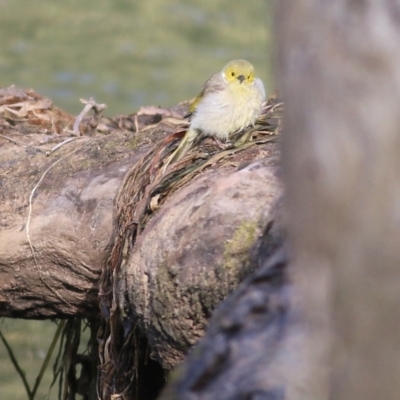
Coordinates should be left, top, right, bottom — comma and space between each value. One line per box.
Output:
278, 1, 400, 399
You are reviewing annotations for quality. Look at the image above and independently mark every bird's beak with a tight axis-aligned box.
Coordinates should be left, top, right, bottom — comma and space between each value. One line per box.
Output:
237, 74, 245, 83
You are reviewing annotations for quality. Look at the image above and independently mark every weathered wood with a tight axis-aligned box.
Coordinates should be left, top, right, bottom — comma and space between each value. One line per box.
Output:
118, 156, 283, 369
160, 241, 291, 400
0, 87, 184, 318
0, 129, 143, 318
0, 88, 283, 388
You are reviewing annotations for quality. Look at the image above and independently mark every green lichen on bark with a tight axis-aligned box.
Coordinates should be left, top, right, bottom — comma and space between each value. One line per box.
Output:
223, 220, 258, 272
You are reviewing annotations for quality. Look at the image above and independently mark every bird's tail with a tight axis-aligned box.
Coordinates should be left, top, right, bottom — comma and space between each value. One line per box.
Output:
162, 128, 198, 173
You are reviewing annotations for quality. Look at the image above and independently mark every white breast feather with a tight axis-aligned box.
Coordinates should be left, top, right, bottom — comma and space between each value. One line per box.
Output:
190, 77, 266, 140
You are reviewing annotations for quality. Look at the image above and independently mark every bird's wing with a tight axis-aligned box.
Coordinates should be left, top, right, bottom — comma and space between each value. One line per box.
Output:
255, 77, 266, 101
184, 90, 205, 119
185, 72, 225, 118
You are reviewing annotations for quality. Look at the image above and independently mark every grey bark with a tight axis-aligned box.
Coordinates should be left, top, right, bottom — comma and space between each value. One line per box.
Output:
0, 131, 140, 318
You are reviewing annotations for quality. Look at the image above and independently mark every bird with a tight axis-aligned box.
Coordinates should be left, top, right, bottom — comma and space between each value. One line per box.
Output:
163, 59, 266, 170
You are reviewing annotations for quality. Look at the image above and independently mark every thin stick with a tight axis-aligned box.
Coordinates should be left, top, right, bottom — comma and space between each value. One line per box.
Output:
71, 98, 107, 135
0, 134, 53, 154
134, 114, 139, 132
0, 134, 26, 147
26, 146, 84, 306
0, 329, 33, 399
31, 320, 66, 399
46, 137, 78, 156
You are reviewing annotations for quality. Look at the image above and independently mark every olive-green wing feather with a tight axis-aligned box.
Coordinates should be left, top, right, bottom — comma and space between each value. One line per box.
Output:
184, 89, 205, 118
184, 72, 225, 118
163, 71, 226, 173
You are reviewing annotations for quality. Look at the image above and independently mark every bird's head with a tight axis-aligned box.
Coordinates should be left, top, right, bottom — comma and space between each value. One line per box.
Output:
222, 59, 256, 86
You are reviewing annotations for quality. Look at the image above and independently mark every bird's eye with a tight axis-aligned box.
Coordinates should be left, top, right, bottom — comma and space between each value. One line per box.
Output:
231, 72, 235, 77
248, 75, 251, 79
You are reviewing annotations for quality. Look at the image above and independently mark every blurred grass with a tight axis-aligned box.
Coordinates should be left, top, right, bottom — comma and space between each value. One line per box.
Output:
0, 320, 59, 399
0, 319, 91, 400
0, 0, 272, 116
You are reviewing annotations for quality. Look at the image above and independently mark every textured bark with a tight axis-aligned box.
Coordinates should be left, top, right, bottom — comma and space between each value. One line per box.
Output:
0, 87, 184, 319
0, 88, 283, 400
159, 243, 291, 400
0, 129, 144, 318
118, 156, 283, 369
0, 90, 282, 337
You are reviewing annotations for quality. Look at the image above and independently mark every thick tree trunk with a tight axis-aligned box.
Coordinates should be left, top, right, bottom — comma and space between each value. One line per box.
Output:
279, 1, 400, 399
0, 120, 140, 318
